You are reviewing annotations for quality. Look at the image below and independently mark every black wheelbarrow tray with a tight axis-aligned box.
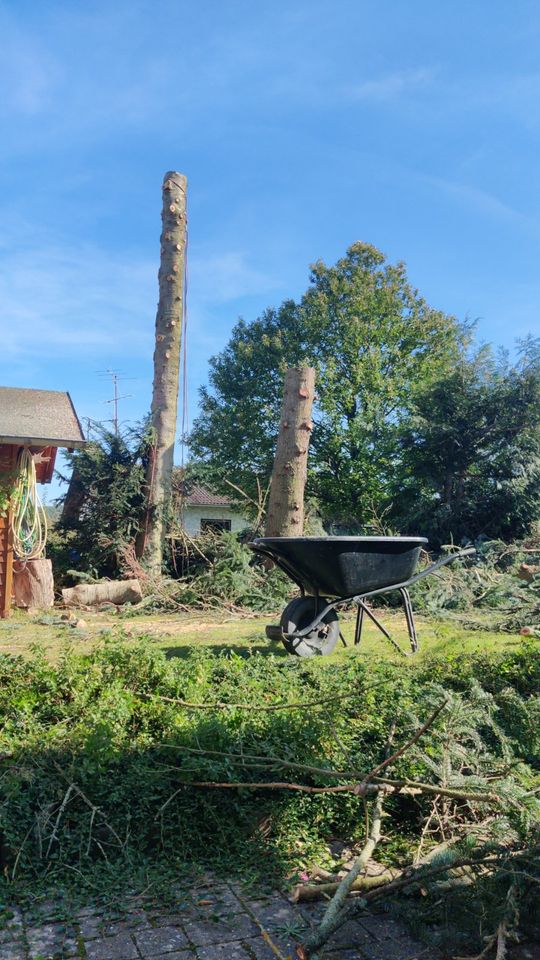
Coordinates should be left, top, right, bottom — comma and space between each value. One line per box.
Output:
248, 537, 475, 657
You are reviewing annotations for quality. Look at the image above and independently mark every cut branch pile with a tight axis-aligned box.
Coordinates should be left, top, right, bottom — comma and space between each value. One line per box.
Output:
162, 694, 538, 960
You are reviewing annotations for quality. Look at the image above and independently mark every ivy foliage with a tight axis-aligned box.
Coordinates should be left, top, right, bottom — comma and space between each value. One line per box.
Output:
0, 637, 538, 941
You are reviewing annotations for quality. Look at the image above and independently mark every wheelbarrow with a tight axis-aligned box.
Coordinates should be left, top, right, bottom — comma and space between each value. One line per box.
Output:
248, 537, 475, 657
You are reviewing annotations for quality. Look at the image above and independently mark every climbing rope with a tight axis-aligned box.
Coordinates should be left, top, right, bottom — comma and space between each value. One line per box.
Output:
10, 448, 48, 560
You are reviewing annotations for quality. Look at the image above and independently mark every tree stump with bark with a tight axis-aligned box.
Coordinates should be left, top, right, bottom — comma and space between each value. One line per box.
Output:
265, 367, 316, 537
13, 559, 54, 610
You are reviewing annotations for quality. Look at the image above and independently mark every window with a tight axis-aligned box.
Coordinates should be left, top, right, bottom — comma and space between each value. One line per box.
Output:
200, 518, 232, 534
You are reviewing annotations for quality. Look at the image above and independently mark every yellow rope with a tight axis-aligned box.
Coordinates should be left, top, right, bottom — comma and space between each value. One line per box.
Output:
11, 448, 48, 560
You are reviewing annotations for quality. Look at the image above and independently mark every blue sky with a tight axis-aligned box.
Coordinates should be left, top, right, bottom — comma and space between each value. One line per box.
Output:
1, 0, 539, 492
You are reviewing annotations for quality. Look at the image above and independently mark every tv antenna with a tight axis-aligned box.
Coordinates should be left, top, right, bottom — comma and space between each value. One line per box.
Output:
97, 369, 135, 434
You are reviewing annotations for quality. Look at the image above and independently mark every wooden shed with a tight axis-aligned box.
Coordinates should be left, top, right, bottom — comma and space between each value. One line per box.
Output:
0, 387, 85, 617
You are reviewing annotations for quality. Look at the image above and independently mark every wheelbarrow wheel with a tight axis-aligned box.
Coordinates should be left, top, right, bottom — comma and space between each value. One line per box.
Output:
280, 596, 339, 657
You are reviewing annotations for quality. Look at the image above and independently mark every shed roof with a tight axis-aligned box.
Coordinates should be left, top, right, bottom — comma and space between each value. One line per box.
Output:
0, 387, 86, 448
184, 484, 232, 507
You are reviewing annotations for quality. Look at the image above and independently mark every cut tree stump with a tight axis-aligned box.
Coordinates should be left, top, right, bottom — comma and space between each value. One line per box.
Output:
62, 579, 142, 607
265, 367, 316, 538
13, 559, 54, 610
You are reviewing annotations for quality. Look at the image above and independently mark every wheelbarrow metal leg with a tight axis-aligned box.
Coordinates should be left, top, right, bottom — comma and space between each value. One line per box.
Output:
356, 601, 395, 645
400, 587, 418, 653
354, 604, 364, 645
352, 600, 411, 656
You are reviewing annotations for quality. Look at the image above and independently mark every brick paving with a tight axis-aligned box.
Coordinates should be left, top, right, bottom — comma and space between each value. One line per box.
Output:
0, 882, 440, 959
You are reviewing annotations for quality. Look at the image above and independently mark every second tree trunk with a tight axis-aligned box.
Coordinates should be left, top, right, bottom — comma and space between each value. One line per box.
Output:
265, 367, 315, 537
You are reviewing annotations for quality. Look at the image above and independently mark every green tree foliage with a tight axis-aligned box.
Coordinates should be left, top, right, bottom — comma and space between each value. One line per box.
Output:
53, 422, 153, 578
190, 243, 463, 527
395, 338, 540, 544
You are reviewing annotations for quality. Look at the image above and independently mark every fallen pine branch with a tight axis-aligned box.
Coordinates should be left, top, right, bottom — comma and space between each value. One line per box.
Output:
291, 846, 472, 904
157, 746, 501, 802
295, 850, 524, 959
170, 777, 502, 804
300, 722, 398, 956
159, 744, 357, 779
155, 781, 359, 816
371, 776, 501, 804
145, 687, 369, 712
344, 846, 535, 911
290, 867, 400, 903
359, 698, 449, 789
295, 700, 507, 959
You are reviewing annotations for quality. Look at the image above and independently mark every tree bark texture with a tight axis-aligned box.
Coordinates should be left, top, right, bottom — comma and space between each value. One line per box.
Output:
13, 559, 54, 610
291, 867, 400, 902
61, 465, 85, 523
265, 367, 315, 537
62, 579, 142, 607
142, 172, 187, 573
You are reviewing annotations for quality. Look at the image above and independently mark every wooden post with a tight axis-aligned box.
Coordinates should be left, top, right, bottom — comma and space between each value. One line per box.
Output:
141, 172, 187, 573
265, 367, 316, 537
0, 511, 14, 618
0, 445, 17, 618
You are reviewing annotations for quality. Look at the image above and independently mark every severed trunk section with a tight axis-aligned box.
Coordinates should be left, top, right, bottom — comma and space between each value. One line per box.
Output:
142, 171, 187, 573
62, 579, 142, 607
265, 367, 315, 538
13, 558, 54, 610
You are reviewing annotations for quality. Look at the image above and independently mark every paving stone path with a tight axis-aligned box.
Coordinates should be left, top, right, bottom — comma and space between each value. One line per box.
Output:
0, 881, 440, 960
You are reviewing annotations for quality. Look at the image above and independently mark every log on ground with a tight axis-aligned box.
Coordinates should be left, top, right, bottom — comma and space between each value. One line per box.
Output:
62, 579, 142, 607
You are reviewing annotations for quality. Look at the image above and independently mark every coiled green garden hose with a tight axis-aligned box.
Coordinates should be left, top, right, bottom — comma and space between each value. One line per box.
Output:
11, 448, 48, 560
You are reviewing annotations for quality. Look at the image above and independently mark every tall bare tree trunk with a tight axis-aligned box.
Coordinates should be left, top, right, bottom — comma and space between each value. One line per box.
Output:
265, 367, 315, 537
61, 465, 85, 523
141, 171, 187, 573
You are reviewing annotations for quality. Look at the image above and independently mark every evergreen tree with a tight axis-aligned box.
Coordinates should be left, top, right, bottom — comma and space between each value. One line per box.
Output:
394, 338, 540, 545
54, 422, 152, 578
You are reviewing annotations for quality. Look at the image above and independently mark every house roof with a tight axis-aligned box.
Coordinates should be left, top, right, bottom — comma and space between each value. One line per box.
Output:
0, 387, 86, 448
184, 484, 232, 507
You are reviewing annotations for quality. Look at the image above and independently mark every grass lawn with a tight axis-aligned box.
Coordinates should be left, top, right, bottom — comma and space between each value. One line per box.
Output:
0, 603, 524, 662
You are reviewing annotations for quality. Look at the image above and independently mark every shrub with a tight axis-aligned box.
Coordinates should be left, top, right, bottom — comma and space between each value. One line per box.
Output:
0, 636, 537, 923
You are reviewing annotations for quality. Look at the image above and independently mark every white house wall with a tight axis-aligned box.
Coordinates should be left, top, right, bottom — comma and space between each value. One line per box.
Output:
181, 505, 248, 537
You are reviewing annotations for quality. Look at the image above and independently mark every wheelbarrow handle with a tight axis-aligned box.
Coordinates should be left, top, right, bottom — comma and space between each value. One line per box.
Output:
379, 546, 477, 593
349, 546, 476, 604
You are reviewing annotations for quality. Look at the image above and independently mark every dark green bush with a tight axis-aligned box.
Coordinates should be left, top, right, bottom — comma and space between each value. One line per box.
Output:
0, 637, 537, 912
